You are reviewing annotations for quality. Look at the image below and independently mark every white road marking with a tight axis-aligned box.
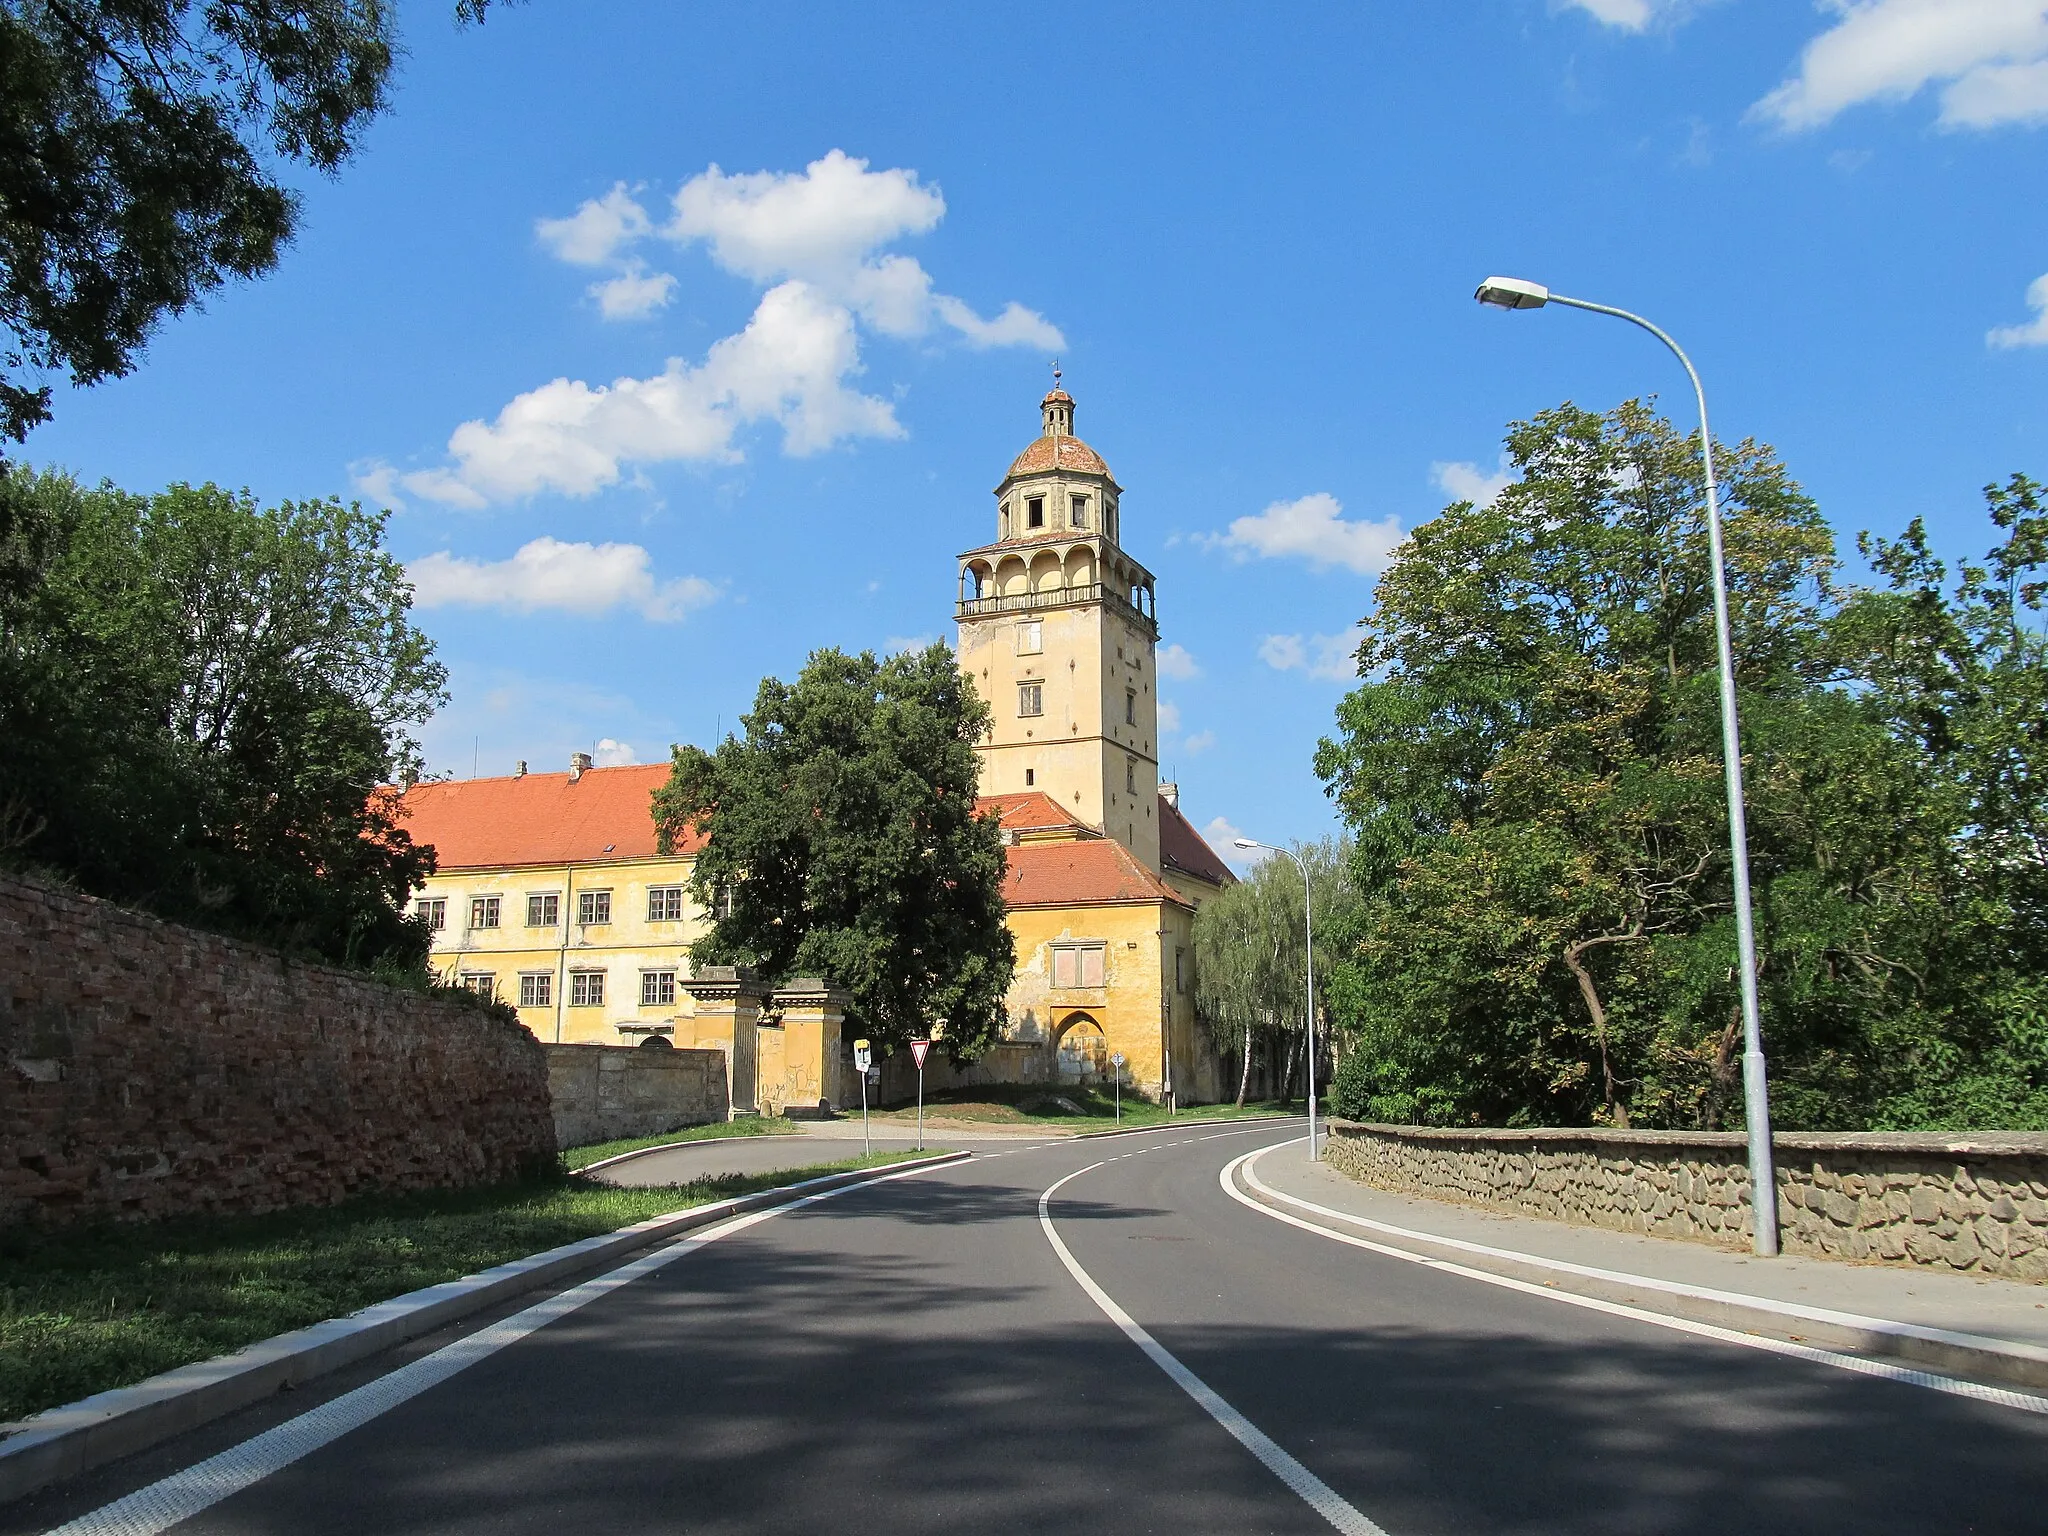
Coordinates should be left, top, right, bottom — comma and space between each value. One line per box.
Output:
1038, 1162, 1392, 1536
1222, 1147, 2048, 1417
38, 1161, 954, 1536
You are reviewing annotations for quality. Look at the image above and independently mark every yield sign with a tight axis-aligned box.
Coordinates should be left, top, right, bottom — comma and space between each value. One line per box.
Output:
910, 1039, 931, 1068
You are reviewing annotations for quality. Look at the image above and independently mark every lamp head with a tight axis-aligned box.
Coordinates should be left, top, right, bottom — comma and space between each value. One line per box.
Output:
1475, 275, 1550, 310
1233, 838, 1260, 850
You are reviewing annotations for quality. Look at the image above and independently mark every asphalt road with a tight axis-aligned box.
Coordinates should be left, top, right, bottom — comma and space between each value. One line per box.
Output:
23, 1121, 2048, 1535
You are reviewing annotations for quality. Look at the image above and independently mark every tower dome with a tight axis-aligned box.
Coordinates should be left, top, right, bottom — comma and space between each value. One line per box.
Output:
1005, 386, 1112, 480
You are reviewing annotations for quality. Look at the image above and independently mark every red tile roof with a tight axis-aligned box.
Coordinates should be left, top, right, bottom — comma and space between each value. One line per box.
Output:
1159, 796, 1235, 889
1003, 837, 1192, 910
978, 790, 1087, 834
397, 764, 702, 870
1004, 434, 1112, 481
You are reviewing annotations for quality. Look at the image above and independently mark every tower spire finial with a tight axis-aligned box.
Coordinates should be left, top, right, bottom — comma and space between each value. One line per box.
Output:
1051, 357, 1061, 391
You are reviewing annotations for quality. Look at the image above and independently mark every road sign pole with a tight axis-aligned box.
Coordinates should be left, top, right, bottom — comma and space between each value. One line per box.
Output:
910, 1038, 931, 1153
853, 1039, 873, 1157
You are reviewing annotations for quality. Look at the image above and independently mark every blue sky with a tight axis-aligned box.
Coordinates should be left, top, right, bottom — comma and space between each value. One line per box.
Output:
24, 0, 2048, 866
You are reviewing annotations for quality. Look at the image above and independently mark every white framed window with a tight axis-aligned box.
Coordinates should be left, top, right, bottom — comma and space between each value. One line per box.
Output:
1018, 682, 1043, 718
1125, 690, 1137, 726
469, 896, 500, 930
999, 500, 1011, 538
416, 897, 445, 931
458, 971, 495, 999
570, 970, 605, 1007
526, 892, 558, 927
1051, 943, 1106, 989
1026, 495, 1045, 528
1016, 619, 1042, 655
647, 886, 685, 922
641, 970, 677, 1007
1071, 494, 1088, 528
519, 972, 553, 1008
712, 883, 735, 920
578, 889, 611, 925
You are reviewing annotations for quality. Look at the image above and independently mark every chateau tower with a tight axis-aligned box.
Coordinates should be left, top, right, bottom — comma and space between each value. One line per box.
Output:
957, 380, 1163, 870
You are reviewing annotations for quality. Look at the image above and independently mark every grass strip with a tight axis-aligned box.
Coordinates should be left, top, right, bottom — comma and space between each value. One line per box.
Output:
868, 1085, 1303, 1128
0, 1151, 922, 1426
561, 1115, 800, 1171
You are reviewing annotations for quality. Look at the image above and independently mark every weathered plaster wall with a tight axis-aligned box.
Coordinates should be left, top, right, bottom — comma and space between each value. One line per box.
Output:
542, 1043, 729, 1149
1324, 1121, 2048, 1283
1, 874, 555, 1228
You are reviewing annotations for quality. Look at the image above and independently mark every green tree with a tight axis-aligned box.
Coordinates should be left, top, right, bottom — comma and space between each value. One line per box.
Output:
1318, 400, 1973, 1131
1193, 838, 1353, 1106
651, 644, 1014, 1056
0, 466, 445, 968
0, 0, 495, 447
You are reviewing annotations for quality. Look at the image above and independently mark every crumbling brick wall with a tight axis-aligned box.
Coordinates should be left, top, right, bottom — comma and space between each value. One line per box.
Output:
1, 874, 556, 1227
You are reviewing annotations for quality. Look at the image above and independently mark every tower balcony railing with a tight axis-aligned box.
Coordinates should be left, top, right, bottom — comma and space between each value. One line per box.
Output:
956, 581, 1157, 636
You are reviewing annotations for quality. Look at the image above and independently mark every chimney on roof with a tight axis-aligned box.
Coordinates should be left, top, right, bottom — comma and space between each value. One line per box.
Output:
569, 751, 592, 782
1159, 782, 1179, 811
514, 760, 527, 779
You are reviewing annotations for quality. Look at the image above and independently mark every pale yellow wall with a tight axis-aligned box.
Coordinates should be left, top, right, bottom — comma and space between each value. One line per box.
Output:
1001, 898, 1193, 1099
412, 855, 709, 1045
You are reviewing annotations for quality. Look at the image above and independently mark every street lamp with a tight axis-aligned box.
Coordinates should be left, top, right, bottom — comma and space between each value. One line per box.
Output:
1473, 275, 1780, 1257
1235, 838, 1319, 1161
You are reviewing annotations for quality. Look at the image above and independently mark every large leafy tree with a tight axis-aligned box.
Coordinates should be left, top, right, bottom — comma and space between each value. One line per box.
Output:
0, 466, 445, 968
0, 0, 493, 447
1192, 837, 1353, 1106
1316, 399, 2013, 1131
651, 644, 1014, 1056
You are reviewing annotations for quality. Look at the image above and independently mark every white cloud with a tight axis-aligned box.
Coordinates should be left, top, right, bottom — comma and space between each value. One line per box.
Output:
1212, 492, 1404, 576
537, 184, 654, 266
1183, 730, 1217, 755
667, 151, 1064, 349
1260, 626, 1366, 682
1752, 1, 2048, 132
1558, 0, 1678, 30
1202, 815, 1273, 871
1989, 271, 2048, 347
393, 281, 899, 504
1431, 457, 1514, 508
1157, 699, 1182, 734
388, 152, 1058, 507
883, 633, 939, 653
593, 738, 638, 767
591, 266, 677, 321
1156, 642, 1201, 681
408, 537, 718, 622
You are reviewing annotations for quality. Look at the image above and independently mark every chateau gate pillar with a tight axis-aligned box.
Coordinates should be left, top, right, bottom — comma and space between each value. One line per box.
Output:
680, 966, 767, 1117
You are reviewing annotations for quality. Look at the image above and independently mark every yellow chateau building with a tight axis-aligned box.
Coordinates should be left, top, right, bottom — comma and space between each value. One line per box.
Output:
398, 384, 1235, 1108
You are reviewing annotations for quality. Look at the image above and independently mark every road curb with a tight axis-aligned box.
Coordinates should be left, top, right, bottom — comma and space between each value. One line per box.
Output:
1232, 1152, 2048, 1395
0, 1152, 969, 1507
1071, 1114, 1296, 1142
573, 1129, 803, 1175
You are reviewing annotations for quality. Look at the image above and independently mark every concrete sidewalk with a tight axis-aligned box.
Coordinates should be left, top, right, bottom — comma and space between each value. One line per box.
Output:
1241, 1142, 2048, 1390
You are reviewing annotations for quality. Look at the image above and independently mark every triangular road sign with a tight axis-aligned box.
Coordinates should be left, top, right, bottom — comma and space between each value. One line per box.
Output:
910, 1039, 931, 1068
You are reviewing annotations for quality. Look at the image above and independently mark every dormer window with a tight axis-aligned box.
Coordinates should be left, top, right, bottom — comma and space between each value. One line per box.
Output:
1027, 496, 1045, 528
1071, 495, 1088, 529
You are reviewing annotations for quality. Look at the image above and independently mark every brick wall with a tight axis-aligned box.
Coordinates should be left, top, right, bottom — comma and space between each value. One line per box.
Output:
1324, 1120, 2048, 1283
545, 1044, 729, 1149
1, 874, 556, 1227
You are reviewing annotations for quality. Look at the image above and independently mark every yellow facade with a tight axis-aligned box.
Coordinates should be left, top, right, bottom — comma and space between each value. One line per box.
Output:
416, 854, 712, 1046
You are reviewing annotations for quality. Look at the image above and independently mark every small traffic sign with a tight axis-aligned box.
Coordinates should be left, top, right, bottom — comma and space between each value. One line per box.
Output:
1111, 1052, 1126, 1067
853, 1038, 872, 1072
910, 1039, 931, 1068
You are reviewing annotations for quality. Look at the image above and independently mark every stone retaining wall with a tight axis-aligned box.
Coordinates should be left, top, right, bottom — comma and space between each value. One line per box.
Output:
1324, 1120, 2048, 1283
544, 1043, 729, 1149
2, 874, 556, 1227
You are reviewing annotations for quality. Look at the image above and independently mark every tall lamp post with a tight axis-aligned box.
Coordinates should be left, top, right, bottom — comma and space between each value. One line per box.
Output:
1472, 276, 1779, 1257
1235, 838, 1318, 1161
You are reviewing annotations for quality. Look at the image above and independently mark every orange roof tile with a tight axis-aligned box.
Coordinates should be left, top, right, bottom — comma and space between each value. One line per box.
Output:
1004, 434, 1112, 481
1003, 837, 1192, 910
396, 764, 702, 870
1159, 795, 1235, 888
977, 790, 1087, 834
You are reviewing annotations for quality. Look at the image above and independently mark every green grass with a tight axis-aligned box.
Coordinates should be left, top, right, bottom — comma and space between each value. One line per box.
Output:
869, 1083, 1302, 1128
0, 1151, 924, 1425
561, 1115, 799, 1171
